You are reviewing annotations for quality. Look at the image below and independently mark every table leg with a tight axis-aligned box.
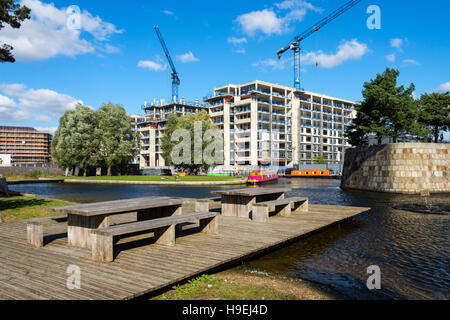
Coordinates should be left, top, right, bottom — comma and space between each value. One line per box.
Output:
222, 195, 255, 218
67, 214, 110, 249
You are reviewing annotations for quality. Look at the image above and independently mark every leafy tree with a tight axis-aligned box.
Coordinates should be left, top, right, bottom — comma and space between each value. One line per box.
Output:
0, 0, 31, 63
95, 103, 139, 176
314, 155, 326, 164
418, 92, 450, 143
52, 104, 98, 176
346, 68, 427, 146
161, 110, 222, 175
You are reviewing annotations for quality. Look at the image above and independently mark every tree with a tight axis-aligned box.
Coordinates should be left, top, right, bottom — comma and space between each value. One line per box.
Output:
52, 104, 98, 176
96, 103, 139, 176
314, 155, 326, 164
161, 110, 223, 175
0, 0, 31, 63
346, 67, 427, 146
418, 92, 450, 143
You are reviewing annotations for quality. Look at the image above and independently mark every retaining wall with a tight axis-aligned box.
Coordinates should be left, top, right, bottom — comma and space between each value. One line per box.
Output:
341, 143, 449, 194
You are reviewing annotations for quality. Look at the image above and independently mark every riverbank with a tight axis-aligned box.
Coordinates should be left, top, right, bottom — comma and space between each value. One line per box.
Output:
61, 175, 247, 185
152, 270, 340, 300
0, 195, 73, 222
4, 175, 247, 186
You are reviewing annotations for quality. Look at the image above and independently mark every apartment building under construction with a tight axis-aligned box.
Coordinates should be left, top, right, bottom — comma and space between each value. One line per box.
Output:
136, 80, 357, 169
204, 80, 356, 167
0, 126, 52, 165
136, 98, 208, 167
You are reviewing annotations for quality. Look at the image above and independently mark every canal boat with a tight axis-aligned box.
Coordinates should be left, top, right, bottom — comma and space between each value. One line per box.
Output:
247, 170, 279, 185
285, 169, 341, 179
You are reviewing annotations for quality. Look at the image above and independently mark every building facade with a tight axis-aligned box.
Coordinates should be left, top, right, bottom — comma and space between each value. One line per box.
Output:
137, 80, 357, 169
204, 80, 356, 167
137, 99, 208, 168
0, 126, 52, 165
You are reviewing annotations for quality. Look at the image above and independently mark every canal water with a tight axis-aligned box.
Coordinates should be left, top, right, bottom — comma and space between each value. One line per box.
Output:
9, 179, 449, 300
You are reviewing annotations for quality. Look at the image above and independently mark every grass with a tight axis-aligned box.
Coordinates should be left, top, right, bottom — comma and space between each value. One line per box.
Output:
57, 175, 242, 182
0, 195, 73, 222
153, 274, 295, 300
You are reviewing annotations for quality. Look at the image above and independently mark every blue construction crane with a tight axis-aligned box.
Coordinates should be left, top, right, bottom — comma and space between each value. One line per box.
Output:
276, 0, 362, 91
154, 26, 180, 102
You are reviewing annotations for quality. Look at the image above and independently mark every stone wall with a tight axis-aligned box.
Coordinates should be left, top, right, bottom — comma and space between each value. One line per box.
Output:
341, 143, 449, 194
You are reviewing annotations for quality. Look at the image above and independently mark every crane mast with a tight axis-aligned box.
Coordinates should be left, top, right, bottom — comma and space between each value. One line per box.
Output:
276, 0, 362, 90
154, 26, 180, 102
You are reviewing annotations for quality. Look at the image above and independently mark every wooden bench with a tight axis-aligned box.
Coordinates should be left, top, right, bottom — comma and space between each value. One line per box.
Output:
91, 211, 219, 262
27, 215, 68, 247
252, 197, 308, 222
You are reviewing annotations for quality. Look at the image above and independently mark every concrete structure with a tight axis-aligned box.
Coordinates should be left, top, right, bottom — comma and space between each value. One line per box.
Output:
204, 80, 356, 167
0, 126, 52, 165
341, 143, 450, 194
0, 154, 11, 167
137, 99, 208, 168
136, 80, 357, 169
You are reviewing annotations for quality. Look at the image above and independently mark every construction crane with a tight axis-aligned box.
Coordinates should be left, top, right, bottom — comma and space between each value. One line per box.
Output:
154, 26, 180, 102
276, 0, 362, 91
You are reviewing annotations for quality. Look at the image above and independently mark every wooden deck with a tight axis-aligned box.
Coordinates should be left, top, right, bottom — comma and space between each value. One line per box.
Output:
0, 204, 370, 300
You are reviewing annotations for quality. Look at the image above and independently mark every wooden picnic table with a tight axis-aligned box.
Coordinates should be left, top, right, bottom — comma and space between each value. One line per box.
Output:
211, 187, 292, 218
46, 196, 190, 249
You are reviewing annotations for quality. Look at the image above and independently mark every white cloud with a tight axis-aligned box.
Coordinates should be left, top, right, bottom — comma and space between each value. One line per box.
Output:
163, 10, 175, 16
252, 58, 289, 71
385, 53, 396, 62
390, 37, 408, 53
236, 9, 283, 36
275, 0, 322, 13
0, 0, 123, 61
0, 84, 82, 124
403, 59, 420, 66
177, 51, 199, 63
390, 38, 404, 49
36, 127, 58, 135
227, 37, 247, 44
235, 1, 321, 37
232, 48, 246, 54
137, 60, 168, 71
433, 82, 450, 93
301, 39, 369, 69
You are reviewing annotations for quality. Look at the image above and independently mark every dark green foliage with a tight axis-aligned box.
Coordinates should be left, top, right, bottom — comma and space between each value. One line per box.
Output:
346, 68, 428, 146
0, 0, 31, 62
418, 92, 450, 143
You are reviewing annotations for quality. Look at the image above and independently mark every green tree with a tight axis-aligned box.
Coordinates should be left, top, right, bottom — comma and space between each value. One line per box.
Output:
161, 110, 222, 175
314, 155, 326, 164
418, 92, 450, 143
0, 0, 31, 62
346, 67, 427, 146
96, 103, 139, 176
52, 104, 98, 176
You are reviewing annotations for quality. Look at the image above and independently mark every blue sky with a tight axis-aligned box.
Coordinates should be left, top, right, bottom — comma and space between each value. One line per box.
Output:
1, 0, 449, 138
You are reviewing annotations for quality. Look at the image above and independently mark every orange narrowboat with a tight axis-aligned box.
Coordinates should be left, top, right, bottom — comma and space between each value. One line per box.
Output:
285, 169, 340, 179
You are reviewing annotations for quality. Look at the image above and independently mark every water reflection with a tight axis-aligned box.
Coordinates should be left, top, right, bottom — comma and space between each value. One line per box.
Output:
8, 178, 450, 300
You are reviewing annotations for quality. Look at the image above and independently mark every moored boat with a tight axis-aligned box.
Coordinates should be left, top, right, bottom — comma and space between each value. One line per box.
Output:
285, 169, 341, 179
247, 170, 279, 185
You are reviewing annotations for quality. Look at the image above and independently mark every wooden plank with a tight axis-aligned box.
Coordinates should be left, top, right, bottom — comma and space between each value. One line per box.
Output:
212, 187, 291, 197
0, 204, 370, 300
47, 197, 189, 216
